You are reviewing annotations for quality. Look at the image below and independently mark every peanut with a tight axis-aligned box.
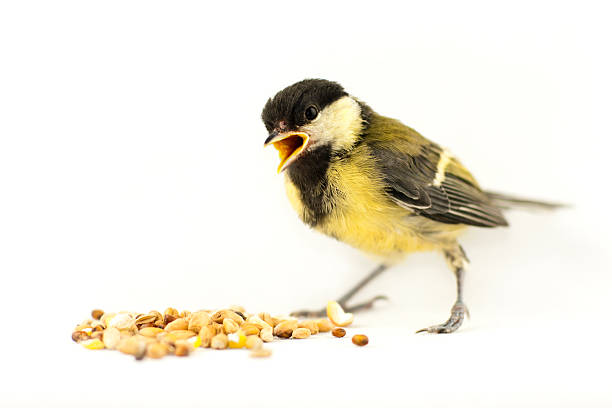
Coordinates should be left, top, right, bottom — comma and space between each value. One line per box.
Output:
240, 323, 260, 336
199, 326, 216, 348
139, 327, 164, 337
245, 335, 263, 350
298, 320, 319, 335
291, 328, 311, 339
118, 336, 146, 359
188, 311, 212, 333
211, 333, 228, 350
175, 342, 191, 357
273, 320, 298, 339
165, 318, 188, 332
316, 319, 333, 333
146, 342, 169, 359
223, 318, 239, 334
212, 310, 244, 325
102, 327, 121, 349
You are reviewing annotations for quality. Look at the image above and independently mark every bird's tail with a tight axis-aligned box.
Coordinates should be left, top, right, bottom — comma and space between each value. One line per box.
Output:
485, 191, 568, 211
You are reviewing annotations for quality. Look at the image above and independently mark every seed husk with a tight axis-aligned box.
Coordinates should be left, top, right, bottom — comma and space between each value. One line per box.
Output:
72, 330, 89, 343
164, 314, 177, 325
108, 313, 136, 331
135, 314, 157, 326
90, 331, 104, 341
149, 310, 163, 321
164, 307, 179, 318
74, 323, 92, 332
352, 334, 369, 346
212, 310, 244, 325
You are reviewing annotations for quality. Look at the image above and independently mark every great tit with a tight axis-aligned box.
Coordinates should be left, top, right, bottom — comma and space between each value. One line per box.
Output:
262, 79, 560, 333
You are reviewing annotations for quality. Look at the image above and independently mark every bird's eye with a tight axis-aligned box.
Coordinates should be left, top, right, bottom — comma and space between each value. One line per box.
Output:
305, 106, 318, 121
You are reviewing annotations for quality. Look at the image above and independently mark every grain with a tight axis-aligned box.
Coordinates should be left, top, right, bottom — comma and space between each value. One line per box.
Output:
73, 302, 358, 360
352, 334, 369, 346
331, 328, 346, 338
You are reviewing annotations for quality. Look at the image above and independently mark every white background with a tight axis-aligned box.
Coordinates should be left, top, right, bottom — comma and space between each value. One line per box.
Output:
1, 1, 611, 407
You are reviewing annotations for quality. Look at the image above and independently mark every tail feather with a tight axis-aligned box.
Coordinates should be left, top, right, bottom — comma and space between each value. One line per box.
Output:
485, 191, 568, 211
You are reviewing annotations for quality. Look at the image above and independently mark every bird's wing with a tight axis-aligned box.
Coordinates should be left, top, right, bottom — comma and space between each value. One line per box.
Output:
366, 115, 508, 228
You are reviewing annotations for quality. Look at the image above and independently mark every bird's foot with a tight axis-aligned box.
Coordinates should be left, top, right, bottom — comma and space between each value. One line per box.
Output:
290, 295, 389, 318
416, 302, 469, 334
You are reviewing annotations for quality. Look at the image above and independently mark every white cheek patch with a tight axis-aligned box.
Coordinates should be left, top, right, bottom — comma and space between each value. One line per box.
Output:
300, 96, 364, 151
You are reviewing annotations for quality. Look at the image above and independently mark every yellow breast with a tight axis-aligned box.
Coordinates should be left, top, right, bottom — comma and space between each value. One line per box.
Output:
284, 146, 464, 261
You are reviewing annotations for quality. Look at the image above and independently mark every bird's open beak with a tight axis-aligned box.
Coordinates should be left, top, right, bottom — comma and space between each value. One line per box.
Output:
263, 131, 310, 173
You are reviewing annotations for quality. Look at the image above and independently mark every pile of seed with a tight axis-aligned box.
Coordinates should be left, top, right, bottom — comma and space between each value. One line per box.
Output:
71, 303, 368, 360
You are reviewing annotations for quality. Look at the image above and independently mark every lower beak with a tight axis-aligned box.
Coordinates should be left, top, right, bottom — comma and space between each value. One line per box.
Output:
263, 131, 310, 173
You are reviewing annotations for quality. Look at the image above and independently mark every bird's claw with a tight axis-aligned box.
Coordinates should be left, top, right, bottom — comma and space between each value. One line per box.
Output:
290, 295, 389, 318
416, 302, 469, 334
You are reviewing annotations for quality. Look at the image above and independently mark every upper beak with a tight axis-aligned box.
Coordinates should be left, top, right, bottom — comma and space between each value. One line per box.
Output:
264, 131, 310, 173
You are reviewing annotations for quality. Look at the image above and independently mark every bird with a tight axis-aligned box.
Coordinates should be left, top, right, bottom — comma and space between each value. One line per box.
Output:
261, 78, 561, 333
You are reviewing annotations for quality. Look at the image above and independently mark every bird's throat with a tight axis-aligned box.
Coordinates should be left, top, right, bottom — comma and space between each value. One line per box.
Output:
287, 144, 333, 227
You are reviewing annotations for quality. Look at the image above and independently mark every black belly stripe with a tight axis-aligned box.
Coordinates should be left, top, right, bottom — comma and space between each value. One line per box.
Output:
287, 144, 333, 227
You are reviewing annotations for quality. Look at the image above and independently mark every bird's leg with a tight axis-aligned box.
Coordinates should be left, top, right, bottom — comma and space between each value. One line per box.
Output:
417, 246, 470, 334
291, 264, 389, 317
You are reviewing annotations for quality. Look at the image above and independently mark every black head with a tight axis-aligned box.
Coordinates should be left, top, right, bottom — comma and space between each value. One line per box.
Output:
262, 79, 367, 173
261, 79, 348, 133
